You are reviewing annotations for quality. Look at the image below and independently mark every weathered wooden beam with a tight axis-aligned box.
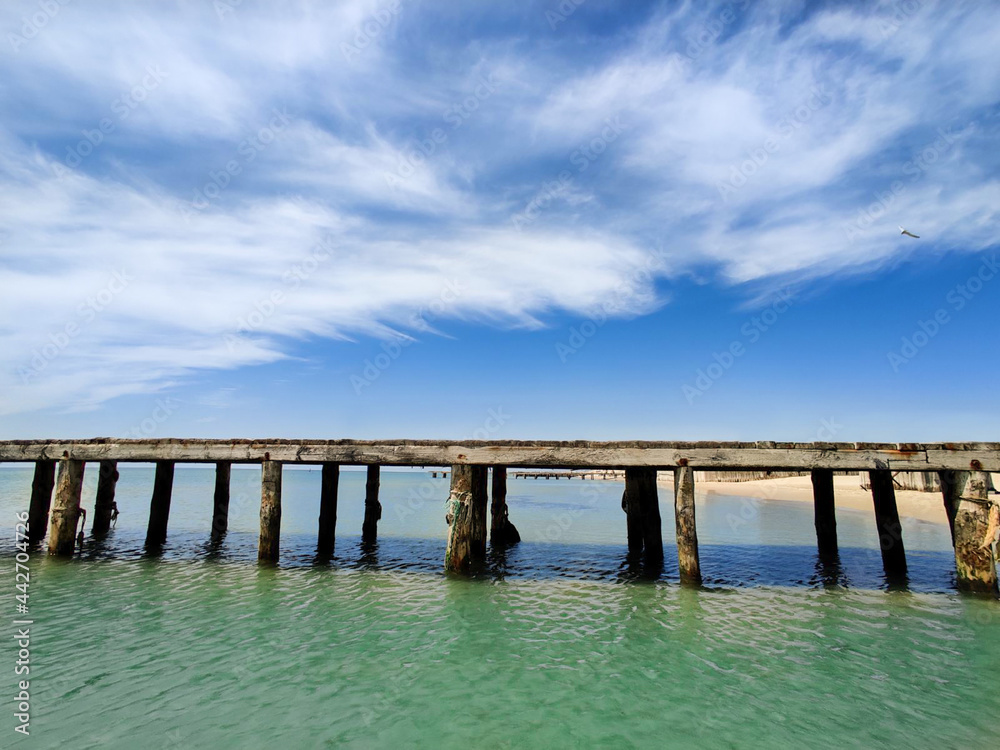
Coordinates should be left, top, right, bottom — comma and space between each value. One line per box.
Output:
2, 439, 998, 471
622, 468, 662, 561
210, 461, 231, 540
28, 459, 56, 544
317, 462, 339, 554
810, 469, 838, 558
48, 458, 84, 556
258, 460, 282, 562
145, 461, 175, 547
92, 460, 119, 535
444, 465, 488, 573
869, 470, 907, 580
362, 465, 381, 545
950, 471, 998, 594
673, 465, 701, 584
490, 466, 519, 545
938, 470, 959, 544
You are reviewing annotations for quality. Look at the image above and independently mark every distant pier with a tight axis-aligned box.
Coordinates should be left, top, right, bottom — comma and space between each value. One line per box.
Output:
2, 438, 997, 595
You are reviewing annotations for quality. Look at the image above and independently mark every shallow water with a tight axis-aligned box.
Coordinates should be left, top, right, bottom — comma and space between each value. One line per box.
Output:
1, 466, 996, 748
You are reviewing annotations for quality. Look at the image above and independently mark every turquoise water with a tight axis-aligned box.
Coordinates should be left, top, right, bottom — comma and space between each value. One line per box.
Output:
1, 466, 996, 748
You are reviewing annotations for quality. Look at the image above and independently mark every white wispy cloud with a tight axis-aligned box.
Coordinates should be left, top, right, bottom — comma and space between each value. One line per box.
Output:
1, 0, 997, 416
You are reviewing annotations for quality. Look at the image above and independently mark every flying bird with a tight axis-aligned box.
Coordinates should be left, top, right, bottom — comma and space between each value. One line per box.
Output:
899, 226, 920, 239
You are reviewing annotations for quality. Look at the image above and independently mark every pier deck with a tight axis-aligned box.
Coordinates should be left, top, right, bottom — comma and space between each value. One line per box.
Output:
3, 439, 997, 595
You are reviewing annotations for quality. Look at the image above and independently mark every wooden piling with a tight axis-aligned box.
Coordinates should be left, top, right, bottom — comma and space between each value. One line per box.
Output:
317, 462, 339, 554
444, 465, 488, 572
810, 469, 838, 558
938, 470, 959, 544
490, 466, 520, 546
951, 471, 998, 594
869, 470, 907, 579
211, 461, 231, 540
623, 468, 662, 561
362, 465, 381, 545
48, 458, 84, 556
28, 459, 56, 544
258, 460, 282, 562
92, 460, 119, 535
145, 461, 175, 547
673, 465, 701, 584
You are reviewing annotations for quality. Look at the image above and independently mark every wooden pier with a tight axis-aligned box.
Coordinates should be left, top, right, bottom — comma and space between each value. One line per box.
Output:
2, 439, 997, 595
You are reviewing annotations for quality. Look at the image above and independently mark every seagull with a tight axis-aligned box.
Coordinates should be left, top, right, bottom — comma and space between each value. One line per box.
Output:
899, 226, 920, 239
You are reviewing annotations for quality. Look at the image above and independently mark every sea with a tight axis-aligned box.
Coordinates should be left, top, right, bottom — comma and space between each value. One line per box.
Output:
0, 465, 995, 748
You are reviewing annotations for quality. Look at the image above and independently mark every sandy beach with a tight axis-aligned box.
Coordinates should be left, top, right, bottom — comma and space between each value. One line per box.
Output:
653, 473, 972, 526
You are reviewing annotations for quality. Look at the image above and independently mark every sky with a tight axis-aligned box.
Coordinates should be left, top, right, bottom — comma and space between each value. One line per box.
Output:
0, 0, 998, 442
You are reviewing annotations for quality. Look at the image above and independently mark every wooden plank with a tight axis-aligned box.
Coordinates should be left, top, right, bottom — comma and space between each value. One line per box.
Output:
623, 468, 662, 562
869, 470, 907, 581
92, 460, 119, 535
258, 460, 282, 562
145, 461, 175, 547
318, 462, 339, 554
211, 461, 231, 540
444, 465, 488, 572
673, 466, 701, 584
0, 439, 997, 471
490, 466, 519, 545
951, 471, 998, 594
362, 465, 381, 545
48, 458, 84, 556
810, 469, 838, 558
27, 459, 56, 544
939, 470, 959, 544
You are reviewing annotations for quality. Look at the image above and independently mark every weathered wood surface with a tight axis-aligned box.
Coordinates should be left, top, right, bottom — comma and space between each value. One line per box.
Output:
92, 459, 119, 535
811, 469, 838, 558
258, 460, 282, 562
48, 458, 84, 556
145, 461, 175, 547
28, 459, 56, 543
211, 461, 231, 540
623, 468, 662, 562
362, 465, 381, 545
673, 466, 701, 584
950, 471, 998, 594
869, 470, 907, 580
444, 465, 488, 572
939, 470, 960, 543
317, 462, 339, 554
1, 439, 998, 471
490, 466, 520, 545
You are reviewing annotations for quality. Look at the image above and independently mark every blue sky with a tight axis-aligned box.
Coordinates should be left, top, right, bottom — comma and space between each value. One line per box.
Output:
0, 0, 998, 441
